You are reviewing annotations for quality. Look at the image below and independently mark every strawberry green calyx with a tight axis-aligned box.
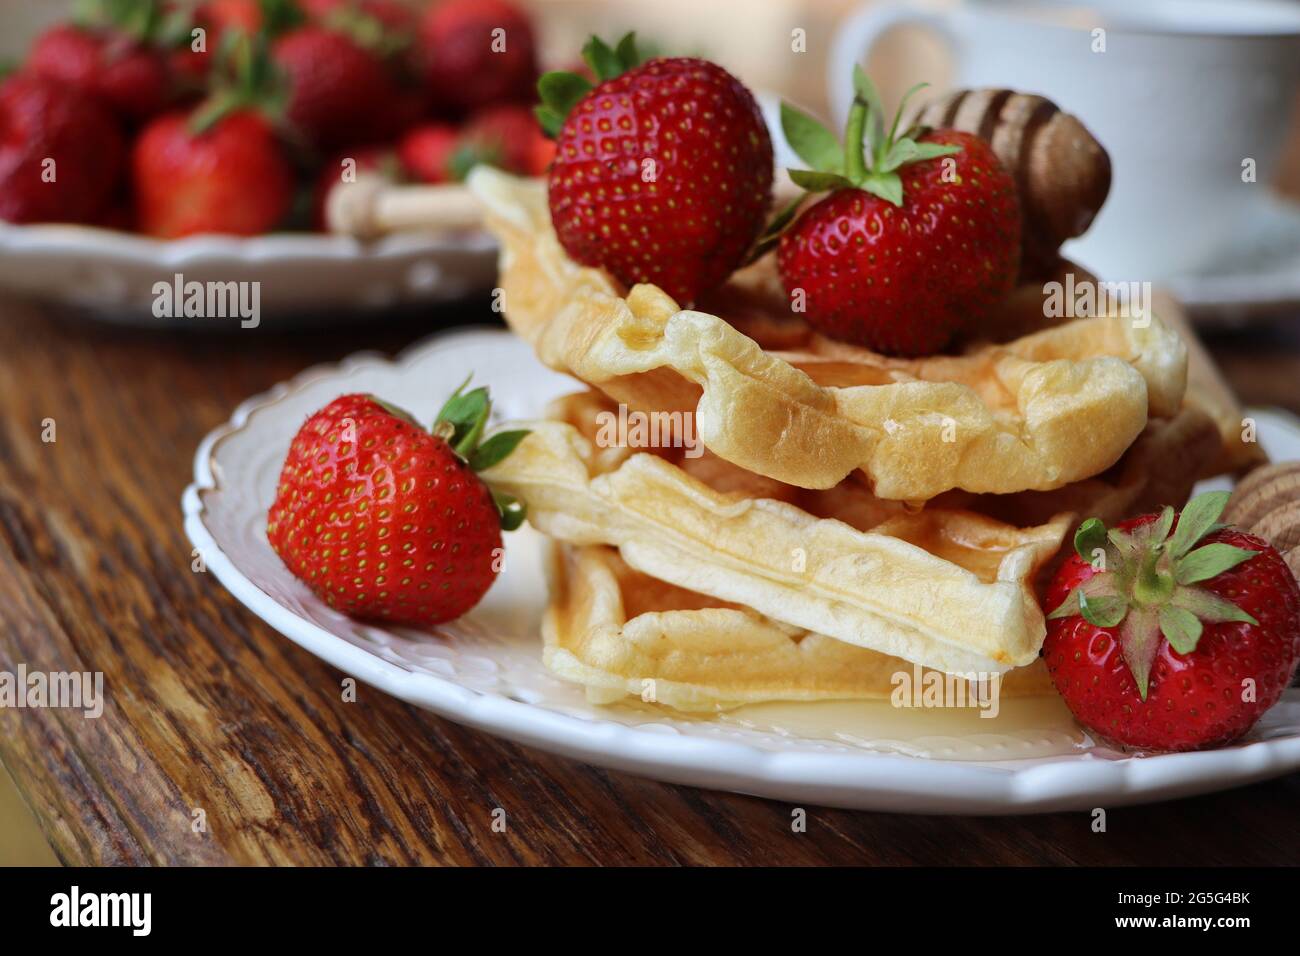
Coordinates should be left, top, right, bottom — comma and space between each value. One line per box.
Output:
322, 3, 409, 58
76, 0, 166, 41
780, 67, 960, 207
189, 32, 288, 134
535, 32, 646, 137
448, 141, 501, 183
1047, 491, 1260, 700
430, 379, 530, 531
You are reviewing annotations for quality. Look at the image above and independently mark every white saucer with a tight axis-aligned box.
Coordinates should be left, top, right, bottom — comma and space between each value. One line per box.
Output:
1166, 192, 1300, 325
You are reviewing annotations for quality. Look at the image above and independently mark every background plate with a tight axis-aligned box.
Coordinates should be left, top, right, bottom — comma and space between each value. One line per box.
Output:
0, 210, 496, 327
182, 328, 1300, 813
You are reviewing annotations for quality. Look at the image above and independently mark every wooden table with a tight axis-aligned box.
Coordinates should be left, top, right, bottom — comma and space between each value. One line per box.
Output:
1, 295, 1298, 867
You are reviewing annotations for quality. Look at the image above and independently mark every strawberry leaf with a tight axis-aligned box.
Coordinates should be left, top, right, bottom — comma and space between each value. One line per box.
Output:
1073, 517, 1107, 563
1079, 592, 1127, 628
470, 430, 531, 472
850, 66, 886, 156
492, 490, 527, 532
781, 103, 843, 174
582, 35, 623, 82
1141, 505, 1176, 547
1174, 543, 1257, 585
1170, 586, 1258, 626
1107, 526, 1140, 563
788, 169, 853, 192
535, 106, 565, 139
614, 32, 643, 71
860, 171, 903, 207
1048, 575, 1119, 621
1047, 587, 1082, 620
888, 81, 930, 145
1158, 605, 1203, 654
536, 71, 593, 136
1168, 490, 1231, 559
907, 141, 963, 161
435, 381, 491, 457
878, 138, 959, 173
1120, 606, 1160, 699
448, 140, 501, 182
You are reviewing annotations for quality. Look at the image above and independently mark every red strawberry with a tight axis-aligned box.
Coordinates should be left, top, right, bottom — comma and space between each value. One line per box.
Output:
398, 123, 459, 184
273, 24, 401, 149
774, 71, 1021, 355
0, 74, 126, 225
293, 0, 426, 143
266, 385, 529, 627
133, 108, 293, 237
400, 107, 552, 185
541, 34, 774, 305
456, 104, 554, 178
417, 0, 538, 116
1042, 491, 1300, 752
27, 22, 175, 122
134, 32, 294, 238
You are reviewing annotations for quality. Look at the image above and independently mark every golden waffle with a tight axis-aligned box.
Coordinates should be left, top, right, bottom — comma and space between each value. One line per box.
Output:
547, 544, 1056, 712
483, 392, 1073, 675
943, 405, 1225, 531
470, 166, 1189, 501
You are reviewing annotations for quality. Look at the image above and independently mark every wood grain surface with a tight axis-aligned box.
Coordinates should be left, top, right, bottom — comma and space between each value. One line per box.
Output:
1, 295, 1298, 867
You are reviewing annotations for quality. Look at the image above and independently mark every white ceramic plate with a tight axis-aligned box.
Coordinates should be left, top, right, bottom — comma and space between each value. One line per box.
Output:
0, 216, 497, 327
182, 328, 1300, 813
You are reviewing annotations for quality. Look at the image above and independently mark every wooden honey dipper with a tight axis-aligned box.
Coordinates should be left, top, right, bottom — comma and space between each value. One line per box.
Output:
1225, 461, 1300, 580
912, 88, 1112, 278
325, 172, 483, 239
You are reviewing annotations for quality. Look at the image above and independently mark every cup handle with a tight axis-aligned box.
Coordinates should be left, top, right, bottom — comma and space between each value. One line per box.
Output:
827, 3, 959, 125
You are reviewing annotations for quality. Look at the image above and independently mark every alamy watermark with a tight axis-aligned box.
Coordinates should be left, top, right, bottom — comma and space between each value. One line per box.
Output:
0, 665, 103, 718
1043, 273, 1152, 325
50, 886, 150, 936
152, 272, 261, 328
890, 664, 1003, 718
593, 403, 702, 458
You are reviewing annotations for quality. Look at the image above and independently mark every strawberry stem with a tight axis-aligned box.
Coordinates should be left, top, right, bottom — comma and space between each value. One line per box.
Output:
188, 32, 286, 135
843, 99, 869, 185
1133, 546, 1174, 606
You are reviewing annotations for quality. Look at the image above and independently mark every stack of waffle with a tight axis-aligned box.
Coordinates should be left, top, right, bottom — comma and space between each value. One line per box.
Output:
470, 168, 1261, 713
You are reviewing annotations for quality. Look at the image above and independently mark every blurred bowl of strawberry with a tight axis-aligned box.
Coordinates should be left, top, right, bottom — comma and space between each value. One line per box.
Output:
0, 0, 567, 324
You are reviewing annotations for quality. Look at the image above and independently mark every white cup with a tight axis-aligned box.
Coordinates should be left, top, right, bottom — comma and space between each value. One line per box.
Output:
828, 0, 1300, 280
